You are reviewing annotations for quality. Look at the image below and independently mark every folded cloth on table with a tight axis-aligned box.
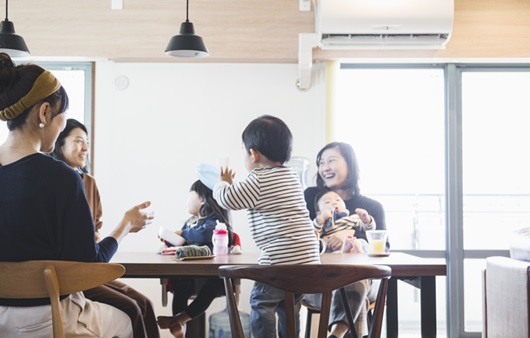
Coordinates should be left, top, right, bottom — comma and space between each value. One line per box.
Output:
175, 245, 212, 259
160, 246, 178, 255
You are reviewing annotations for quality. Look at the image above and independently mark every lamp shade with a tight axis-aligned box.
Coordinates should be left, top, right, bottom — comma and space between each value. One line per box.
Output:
165, 21, 209, 58
0, 19, 30, 57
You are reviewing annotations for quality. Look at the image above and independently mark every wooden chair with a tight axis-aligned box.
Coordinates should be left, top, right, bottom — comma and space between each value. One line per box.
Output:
0, 260, 125, 338
218, 264, 391, 338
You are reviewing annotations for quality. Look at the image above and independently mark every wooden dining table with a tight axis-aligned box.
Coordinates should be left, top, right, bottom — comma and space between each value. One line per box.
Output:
111, 251, 446, 338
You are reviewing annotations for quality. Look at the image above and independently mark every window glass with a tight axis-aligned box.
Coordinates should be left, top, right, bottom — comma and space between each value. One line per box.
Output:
334, 67, 446, 250
462, 72, 530, 250
463, 258, 486, 332
51, 69, 87, 123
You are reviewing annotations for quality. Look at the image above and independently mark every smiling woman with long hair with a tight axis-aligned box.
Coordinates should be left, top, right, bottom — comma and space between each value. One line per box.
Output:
50, 118, 160, 338
303, 141, 388, 338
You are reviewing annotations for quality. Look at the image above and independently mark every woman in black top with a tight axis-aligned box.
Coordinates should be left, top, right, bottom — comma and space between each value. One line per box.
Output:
0, 52, 154, 337
304, 142, 388, 338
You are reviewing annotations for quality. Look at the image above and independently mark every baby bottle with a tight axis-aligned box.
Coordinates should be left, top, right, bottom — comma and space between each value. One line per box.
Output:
212, 221, 229, 255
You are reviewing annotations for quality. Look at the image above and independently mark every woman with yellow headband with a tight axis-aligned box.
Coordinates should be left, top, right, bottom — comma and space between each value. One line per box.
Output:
0, 53, 154, 337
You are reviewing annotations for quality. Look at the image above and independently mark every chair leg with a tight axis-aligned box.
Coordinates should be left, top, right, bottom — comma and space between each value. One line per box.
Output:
160, 278, 168, 307
339, 287, 359, 338
368, 279, 388, 338
367, 301, 374, 329
305, 309, 313, 338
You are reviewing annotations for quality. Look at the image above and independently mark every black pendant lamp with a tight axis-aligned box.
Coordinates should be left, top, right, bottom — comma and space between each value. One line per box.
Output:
0, 0, 30, 57
165, 0, 209, 58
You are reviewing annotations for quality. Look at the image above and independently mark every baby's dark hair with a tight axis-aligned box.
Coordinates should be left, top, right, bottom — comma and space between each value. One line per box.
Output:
313, 187, 332, 213
241, 115, 292, 164
190, 180, 232, 231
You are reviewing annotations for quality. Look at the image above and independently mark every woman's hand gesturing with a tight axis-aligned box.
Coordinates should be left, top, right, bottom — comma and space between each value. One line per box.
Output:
125, 201, 154, 233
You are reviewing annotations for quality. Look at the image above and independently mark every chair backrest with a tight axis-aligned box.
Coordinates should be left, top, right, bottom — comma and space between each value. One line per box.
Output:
0, 260, 125, 338
483, 256, 530, 338
218, 263, 391, 338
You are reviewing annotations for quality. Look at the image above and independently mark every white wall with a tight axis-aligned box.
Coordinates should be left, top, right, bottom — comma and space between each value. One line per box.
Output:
93, 61, 326, 336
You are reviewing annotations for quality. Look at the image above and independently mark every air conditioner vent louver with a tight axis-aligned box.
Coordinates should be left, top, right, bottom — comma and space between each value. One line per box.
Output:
320, 33, 451, 49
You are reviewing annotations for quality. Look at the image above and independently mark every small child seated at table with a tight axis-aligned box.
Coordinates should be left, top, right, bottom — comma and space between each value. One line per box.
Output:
313, 188, 375, 253
157, 180, 234, 338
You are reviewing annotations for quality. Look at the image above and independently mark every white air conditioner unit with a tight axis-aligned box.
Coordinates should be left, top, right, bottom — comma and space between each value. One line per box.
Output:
297, 0, 454, 90
316, 0, 454, 50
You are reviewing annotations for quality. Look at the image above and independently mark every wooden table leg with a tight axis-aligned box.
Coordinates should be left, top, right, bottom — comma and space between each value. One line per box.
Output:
420, 276, 437, 338
387, 277, 399, 338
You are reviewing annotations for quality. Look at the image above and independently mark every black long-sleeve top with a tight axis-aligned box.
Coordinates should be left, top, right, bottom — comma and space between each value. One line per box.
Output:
0, 153, 118, 306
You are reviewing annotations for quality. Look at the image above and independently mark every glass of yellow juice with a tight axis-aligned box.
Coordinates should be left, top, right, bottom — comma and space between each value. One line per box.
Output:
366, 230, 388, 255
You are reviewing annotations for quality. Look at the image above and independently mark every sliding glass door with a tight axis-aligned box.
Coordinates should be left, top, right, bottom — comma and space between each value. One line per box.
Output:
333, 63, 530, 337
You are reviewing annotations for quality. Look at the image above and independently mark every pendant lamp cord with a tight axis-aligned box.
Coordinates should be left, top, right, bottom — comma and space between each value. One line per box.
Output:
5, 0, 8, 21
185, 0, 189, 23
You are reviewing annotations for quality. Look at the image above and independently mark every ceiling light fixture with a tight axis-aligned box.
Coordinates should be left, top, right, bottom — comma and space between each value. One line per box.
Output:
165, 0, 209, 58
0, 0, 30, 58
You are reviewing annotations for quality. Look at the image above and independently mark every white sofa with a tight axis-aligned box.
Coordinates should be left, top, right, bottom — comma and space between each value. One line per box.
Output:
483, 256, 530, 338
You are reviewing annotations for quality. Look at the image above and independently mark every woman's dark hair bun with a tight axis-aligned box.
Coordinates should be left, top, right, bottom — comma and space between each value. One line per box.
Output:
0, 52, 16, 92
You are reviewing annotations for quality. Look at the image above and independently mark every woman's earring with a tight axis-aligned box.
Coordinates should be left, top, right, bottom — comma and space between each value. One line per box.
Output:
39, 123, 45, 129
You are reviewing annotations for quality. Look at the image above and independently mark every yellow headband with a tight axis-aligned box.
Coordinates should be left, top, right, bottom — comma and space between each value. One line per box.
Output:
0, 70, 62, 121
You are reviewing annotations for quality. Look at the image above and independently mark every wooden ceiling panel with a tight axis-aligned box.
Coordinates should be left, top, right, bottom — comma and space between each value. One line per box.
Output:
7, 0, 530, 63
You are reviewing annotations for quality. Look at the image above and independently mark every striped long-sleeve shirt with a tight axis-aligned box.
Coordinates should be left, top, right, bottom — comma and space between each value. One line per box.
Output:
313, 212, 375, 237
213, 166, 320, 265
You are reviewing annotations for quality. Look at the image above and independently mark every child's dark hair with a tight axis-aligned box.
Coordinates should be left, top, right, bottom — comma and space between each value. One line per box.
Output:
241, 115, 292, 164
191, 180, 232, 231
313, 187, 332, 213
